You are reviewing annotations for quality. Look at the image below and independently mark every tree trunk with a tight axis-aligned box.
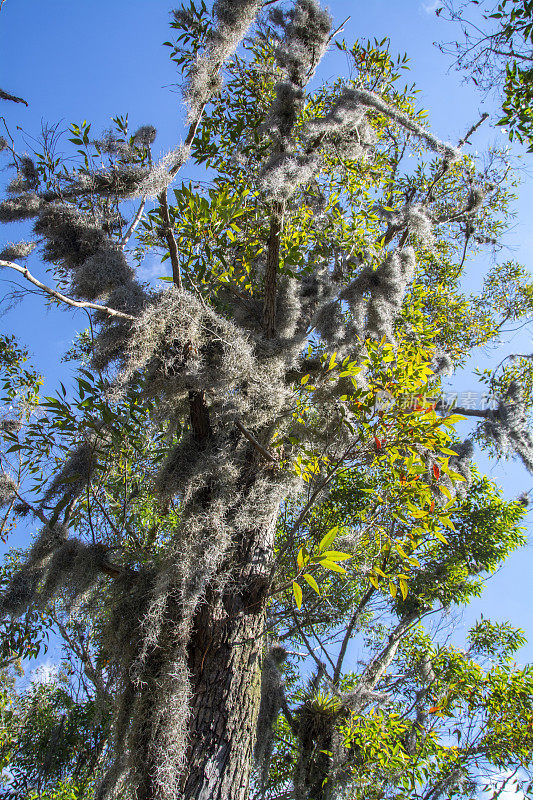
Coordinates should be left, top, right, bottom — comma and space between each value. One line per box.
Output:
180, 505, 275, 800
182, 584, 266, 800
131, 531, 272, 800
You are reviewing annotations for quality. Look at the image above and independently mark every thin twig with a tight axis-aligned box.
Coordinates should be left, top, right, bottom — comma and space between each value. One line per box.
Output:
12, 488, 49, 527
289, 608, 333, 682
0, 260, 135, 320
169, 101, 207, 178
12, 488, 124, 578
328, 16, 350, 44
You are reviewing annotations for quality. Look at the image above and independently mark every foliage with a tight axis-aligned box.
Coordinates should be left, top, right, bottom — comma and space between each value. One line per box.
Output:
438, 0, 533, 150
0, 2, 532, 799
0, 663, 106, 799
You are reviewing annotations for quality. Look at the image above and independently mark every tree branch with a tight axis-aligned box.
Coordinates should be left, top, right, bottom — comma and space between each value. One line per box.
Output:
333, 584, 375, 683
457, 111, 489, 147
235, 420, 277, 462
438, 404, 489, 418
0, 88, 28, 106
120, 198, 146, 248
0, 260, 135, 320
289, 608, 334, 683
359, 612, 418, 690
12, 488, 124, 579
158, 190, 182, 289
189, 390, 212, 441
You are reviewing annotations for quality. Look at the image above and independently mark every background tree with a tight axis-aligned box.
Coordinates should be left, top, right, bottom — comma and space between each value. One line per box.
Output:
1, 3, 533, 800
437, 0, 533, 150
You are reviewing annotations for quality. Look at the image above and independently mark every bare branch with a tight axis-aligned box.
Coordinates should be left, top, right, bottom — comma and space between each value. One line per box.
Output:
158, 190, 182, 289
438, 404, 489, 418
359, 612, 418, 690
0, 87, 28, 106
235, 420, 277, 462
457, 111, 489, 147
333, 585, 375, 683
120, 198, 146, 248
0, 260, 135, 320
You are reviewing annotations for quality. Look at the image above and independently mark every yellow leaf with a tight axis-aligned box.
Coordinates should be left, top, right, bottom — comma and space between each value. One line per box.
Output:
303, 573, 320, 594
399, 578, 408, 600
301, 374, 310, 385
318, 559, 347, 574
440, 515, 456, 531
442, 414, 467, 426
396, 543, 408, 560
389, 581, 398, 598
369, 574, 380, 589
319, 526, 338, 553
439, 485, 453, 501
297, 547, 304, 570
328, 352, 337, 371
433, 529, 448, 545
292, 581, 303, 609
320, 550, 352, 561
447, 469, 466, 482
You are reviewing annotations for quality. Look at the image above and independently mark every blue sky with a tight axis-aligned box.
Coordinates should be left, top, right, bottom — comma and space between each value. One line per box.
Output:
1, 0, 533, 678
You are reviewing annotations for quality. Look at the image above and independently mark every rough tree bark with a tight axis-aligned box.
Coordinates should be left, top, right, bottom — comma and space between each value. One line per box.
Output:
183, 544, 271, 799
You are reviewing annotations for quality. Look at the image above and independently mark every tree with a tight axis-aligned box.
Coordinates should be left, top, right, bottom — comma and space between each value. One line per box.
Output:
0, 662, 107, 800
437, 0, 533, 150
1, 2, 533, 799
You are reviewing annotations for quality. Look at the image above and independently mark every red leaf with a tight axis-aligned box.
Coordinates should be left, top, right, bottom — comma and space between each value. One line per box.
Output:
374, 436, 382, 450
432, 464, 440, 480
430, 499, 435, 513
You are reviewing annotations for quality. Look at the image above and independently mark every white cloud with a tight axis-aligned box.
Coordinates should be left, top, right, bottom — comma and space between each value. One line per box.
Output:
421, 0, 440, 12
